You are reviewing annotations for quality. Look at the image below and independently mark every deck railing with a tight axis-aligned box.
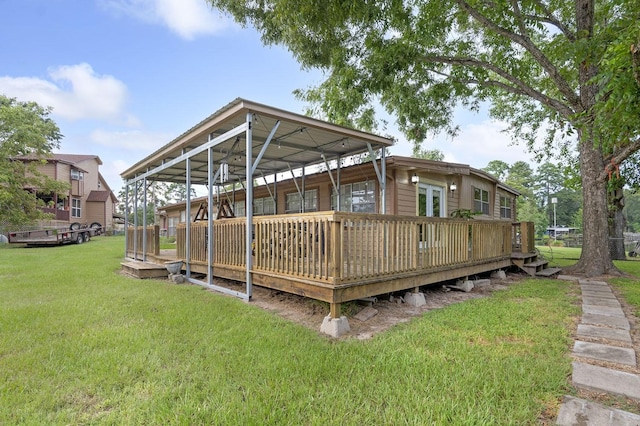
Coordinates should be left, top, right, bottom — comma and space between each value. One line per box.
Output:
41, 207, 70, 221
176, 212, 516, 284
126, 225, 160, 258
511, 222, 535, 253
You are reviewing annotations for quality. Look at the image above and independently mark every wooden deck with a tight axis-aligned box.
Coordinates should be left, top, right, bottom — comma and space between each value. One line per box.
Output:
126, 212, 527, 316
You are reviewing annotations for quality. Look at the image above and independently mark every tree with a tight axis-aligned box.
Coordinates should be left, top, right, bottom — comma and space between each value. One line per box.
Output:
482, 160, 510, 182
412, 148, 444, 161
208, 0, 640, 275
0, 95, 68, 231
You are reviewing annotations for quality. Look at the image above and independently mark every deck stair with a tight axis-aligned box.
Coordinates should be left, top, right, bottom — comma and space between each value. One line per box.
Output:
511, 252, 561, 277
121, 261, 169, 279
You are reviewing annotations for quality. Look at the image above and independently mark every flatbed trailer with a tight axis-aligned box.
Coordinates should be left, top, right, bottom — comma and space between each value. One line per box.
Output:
8, 223, 102, 247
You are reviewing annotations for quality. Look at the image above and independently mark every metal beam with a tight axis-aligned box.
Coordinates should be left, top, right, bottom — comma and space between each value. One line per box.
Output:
252, 120, 280, 175
125, 123, 247, 185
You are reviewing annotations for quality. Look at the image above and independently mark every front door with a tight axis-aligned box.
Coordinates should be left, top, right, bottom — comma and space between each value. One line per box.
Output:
418, 184, 445, 217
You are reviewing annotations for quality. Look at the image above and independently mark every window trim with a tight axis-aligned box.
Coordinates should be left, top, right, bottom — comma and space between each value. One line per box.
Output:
71, 169, 83, 181
331, 180, 377, 213
285, 188, 318, 214
499, 195, 512, 219
473, 187, 490, 215
71, 198, 81, 218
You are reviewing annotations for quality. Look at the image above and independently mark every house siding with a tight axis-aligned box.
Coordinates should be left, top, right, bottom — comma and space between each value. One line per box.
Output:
157, 158, 519, 226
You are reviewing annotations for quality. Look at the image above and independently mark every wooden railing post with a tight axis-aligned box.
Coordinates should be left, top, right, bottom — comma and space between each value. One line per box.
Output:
330, 215, 342, 280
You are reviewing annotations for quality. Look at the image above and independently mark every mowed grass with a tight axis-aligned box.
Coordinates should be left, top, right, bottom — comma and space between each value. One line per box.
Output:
537, 245, 640, 315
1, 237, 580, 424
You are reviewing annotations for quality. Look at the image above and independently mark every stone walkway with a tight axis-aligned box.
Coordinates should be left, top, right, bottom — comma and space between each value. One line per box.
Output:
556, 276, 640, 425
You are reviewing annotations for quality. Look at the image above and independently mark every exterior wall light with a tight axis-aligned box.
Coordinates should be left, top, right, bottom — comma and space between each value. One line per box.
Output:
450, 182, 457, 192
411, 173, 419, 184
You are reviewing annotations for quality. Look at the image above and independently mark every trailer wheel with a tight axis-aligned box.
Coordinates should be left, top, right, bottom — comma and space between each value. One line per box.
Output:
83, 232, 91, 242
76, 233, 84, 244
630, 251, 637, 257
90, 222, 102, 236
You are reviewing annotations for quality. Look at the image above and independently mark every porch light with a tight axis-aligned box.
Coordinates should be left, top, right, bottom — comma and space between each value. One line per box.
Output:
411, 173, 419, 184
450, 182, 457, 192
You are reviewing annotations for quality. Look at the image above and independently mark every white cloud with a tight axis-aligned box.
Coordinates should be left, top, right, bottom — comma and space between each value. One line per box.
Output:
0, 63, 136, 125
99, 0, 234, 39
441, 120, 530, 168
386, 119, 532, 169
90, 128, 173, 151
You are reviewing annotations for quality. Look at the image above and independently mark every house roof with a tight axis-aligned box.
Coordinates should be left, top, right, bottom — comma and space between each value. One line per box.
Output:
120, 98, 394, 185
86, 190, 112, 202
50, 154, 103, 166
14, 153, 102, 173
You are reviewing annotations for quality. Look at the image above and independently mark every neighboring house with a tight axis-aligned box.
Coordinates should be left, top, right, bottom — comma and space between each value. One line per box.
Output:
157, 156, 519, 236
16, 154, 118, 230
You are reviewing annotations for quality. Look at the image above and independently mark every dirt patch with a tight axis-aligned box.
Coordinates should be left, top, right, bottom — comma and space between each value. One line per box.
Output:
204, 275, 520, 339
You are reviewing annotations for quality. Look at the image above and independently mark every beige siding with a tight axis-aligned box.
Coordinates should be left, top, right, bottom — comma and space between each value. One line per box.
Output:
86, 202, 105, 225
158, 159, 518, 224
58, 163, 71, 182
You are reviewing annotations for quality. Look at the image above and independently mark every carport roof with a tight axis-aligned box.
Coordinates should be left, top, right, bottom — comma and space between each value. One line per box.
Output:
120, 98, 394, 185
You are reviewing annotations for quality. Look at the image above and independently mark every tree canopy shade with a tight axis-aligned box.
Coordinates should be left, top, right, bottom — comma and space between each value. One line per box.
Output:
208, 0, 640, 275
0, 95, 68, 230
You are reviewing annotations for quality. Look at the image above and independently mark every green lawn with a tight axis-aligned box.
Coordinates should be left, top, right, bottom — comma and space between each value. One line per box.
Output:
536, 245, 640, 316
0, 237, 585, 424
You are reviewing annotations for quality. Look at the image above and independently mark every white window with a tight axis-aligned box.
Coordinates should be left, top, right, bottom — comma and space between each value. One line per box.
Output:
331, 180, 376, 213
71, 198, 81, 218
286, 189, 318, 213
234, 201, 245, 217
253, 196, 276, 215
71, 169, 83, 181
474, 187, 490, 215
417, 184, 445, 217
500, 196, 512, 219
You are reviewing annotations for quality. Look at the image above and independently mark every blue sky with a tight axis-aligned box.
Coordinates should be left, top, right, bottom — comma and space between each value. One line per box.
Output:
0, 0, 532, 195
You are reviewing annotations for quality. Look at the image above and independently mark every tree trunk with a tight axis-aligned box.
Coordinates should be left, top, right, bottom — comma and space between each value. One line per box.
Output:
571, 0, 618, 276
573, 131, 617, 275
608, 183, 627, 260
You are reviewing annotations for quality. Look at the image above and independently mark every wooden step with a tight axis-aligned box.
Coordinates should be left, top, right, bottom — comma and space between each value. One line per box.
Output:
511, 252, 537, 260
524, 260, 548, 268
121, 261, 168, 279
536, 267, 562, 277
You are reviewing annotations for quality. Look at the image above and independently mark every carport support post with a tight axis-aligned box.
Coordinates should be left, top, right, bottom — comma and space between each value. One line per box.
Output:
245, 112, 253, 299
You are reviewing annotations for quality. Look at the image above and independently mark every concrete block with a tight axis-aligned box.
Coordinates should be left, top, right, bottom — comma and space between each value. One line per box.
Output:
577, 324, 632, 343
582, 289, 616, 299
490, 270, 506, 280
572, 362, 640, 400
582, 304, 625, 317
472, 278, 491, 287
579, 279, 609, 286
404, 292, 426, 307
557, 275, 580, 281
320, 315, 351, 337
169, 273, 185, 284
573, 341, 636, 366
557, 395, 640, 426
581, 284, 613, 293
353, 306, 378, 322
448, 280, 474, 292
582, 313, 630, 330
582, 297, 621, 308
